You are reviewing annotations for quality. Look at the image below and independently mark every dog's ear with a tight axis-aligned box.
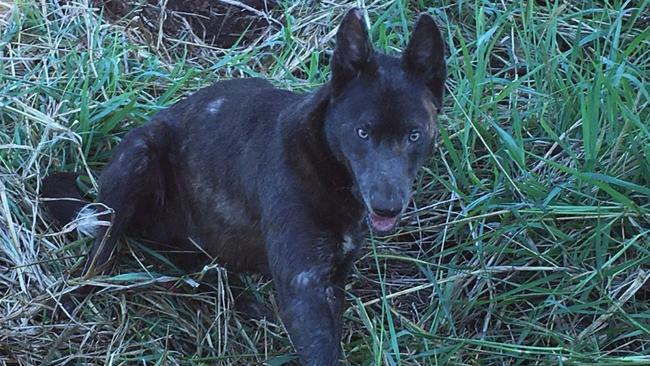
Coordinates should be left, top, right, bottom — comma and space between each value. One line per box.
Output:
331, 8, 374, 94
402, 13, 447, 111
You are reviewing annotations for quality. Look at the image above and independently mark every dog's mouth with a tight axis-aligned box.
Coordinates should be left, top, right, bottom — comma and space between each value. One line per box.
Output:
367, 212, 400, 235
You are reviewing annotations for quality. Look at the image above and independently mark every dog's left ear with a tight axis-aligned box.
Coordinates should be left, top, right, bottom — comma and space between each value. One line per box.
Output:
331, 8, 375, 94
402, 14, 447, 111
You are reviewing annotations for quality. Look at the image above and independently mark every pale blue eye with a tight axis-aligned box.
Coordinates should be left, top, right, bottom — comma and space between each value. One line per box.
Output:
409, 131, 421, 142
357, 128, 369, 140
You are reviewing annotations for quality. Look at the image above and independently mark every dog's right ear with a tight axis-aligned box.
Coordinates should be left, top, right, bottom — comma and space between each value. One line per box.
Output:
402, 14, 447, 111
330, 8, 374, 94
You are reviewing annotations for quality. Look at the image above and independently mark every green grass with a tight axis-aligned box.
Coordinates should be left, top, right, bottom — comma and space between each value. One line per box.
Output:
1, 0, 649, 364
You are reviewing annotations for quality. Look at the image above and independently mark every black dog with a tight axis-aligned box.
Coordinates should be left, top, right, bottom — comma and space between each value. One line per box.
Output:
42, 8, 446, 365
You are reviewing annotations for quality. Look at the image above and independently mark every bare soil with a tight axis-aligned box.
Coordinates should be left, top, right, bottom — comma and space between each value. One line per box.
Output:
95, 0, 278, 48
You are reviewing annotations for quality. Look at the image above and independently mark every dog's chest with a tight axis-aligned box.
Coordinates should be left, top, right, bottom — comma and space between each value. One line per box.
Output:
340, 233, 362, 258
330, 226, 367, 282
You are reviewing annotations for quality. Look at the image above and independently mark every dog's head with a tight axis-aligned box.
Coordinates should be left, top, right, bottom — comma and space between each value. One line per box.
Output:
324, 9, 447, 235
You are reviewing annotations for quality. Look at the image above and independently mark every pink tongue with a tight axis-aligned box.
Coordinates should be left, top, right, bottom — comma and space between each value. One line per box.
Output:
370, 214, 398, 232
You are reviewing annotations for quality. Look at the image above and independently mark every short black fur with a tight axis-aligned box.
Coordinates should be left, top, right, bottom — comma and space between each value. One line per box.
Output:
42, 9, 447, 365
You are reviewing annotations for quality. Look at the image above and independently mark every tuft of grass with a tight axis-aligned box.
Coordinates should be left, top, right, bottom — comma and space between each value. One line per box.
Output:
1, 0, 649, 365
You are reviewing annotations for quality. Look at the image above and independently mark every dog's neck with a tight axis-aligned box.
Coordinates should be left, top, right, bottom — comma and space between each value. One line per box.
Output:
279, 84, 365, 227
283, 85, 351, 189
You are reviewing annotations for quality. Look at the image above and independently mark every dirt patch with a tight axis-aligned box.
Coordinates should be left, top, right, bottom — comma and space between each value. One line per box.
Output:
95, 0, 278, 48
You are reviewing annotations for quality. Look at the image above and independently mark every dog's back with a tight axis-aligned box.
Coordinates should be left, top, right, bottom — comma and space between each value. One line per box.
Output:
43, 77, 304, 273
149, 78, 309, 273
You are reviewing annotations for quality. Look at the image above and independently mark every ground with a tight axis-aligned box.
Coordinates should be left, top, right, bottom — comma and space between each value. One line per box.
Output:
94, 0, 278, 48
1, 0, 649, 365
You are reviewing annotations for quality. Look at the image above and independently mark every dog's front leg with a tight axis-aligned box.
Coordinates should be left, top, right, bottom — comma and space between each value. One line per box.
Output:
265, 222, 346, 365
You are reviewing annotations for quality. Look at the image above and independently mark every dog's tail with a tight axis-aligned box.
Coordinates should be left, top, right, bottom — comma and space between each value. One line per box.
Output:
41, 172, 98, 235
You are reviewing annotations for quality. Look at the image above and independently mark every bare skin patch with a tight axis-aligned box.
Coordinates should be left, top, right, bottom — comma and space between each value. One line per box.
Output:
206, 98, 224, 114
293, 270, 318, 287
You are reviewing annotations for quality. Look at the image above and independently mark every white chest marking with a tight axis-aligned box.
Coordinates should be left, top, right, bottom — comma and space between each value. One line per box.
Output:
342, 234, 356, 255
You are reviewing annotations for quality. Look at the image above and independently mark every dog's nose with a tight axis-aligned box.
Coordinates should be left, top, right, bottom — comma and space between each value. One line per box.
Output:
371, 206, 401, 218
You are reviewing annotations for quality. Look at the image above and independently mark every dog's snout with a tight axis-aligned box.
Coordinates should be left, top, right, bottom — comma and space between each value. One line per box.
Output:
366, 182, 407, 218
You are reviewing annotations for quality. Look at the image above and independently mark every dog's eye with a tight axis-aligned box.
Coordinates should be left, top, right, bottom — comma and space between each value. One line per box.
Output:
409, 130, 421, 142
357, 128, 369, 140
